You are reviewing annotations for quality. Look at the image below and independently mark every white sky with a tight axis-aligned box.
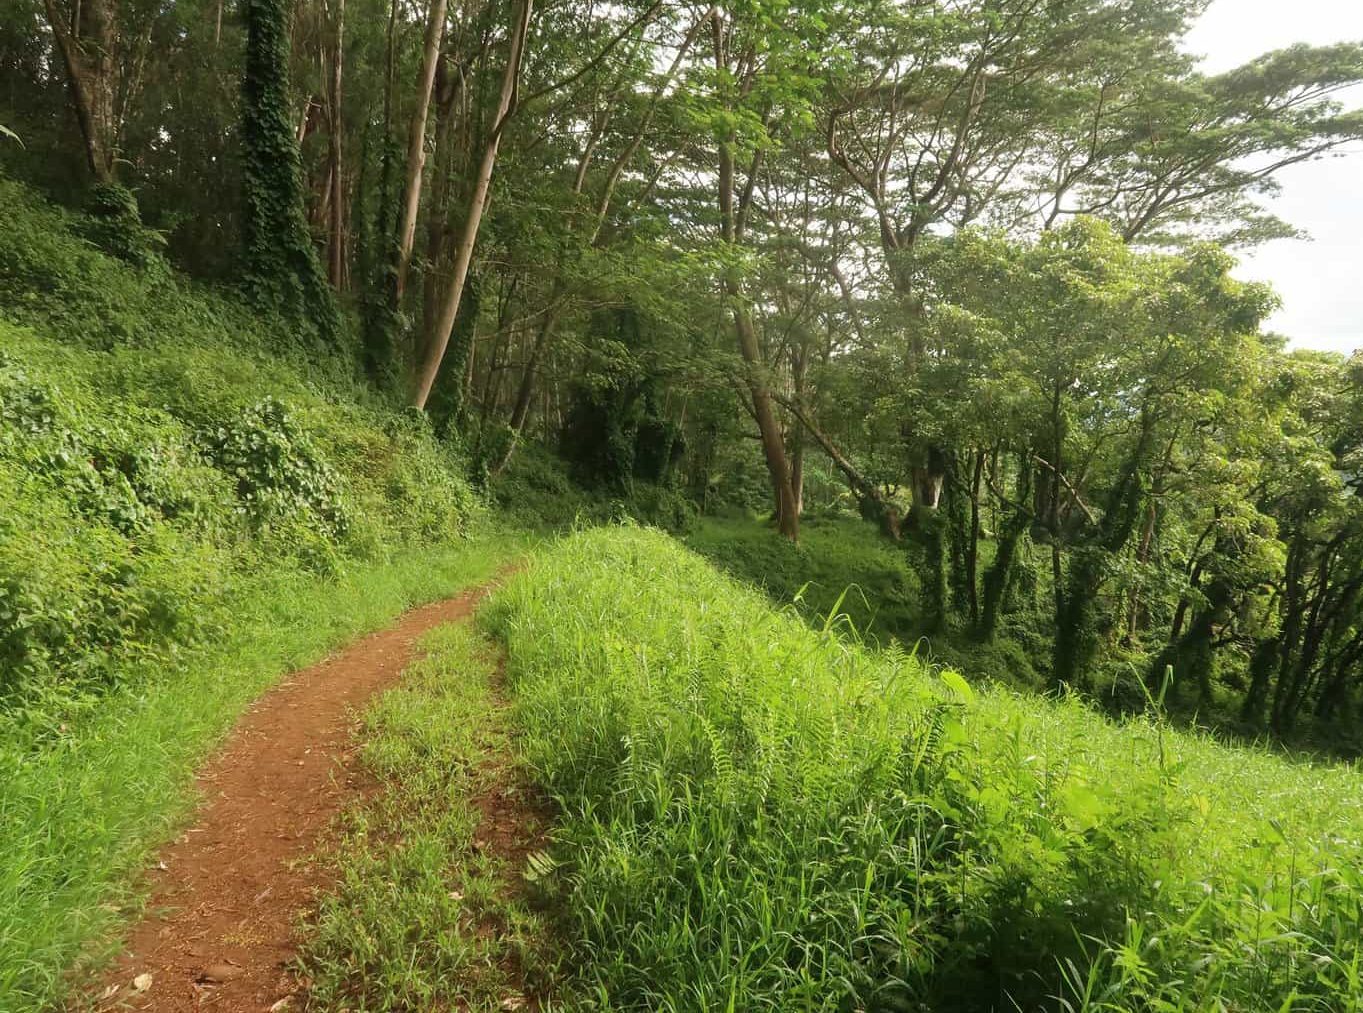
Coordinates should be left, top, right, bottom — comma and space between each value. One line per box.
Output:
1183, 0, 1363, 354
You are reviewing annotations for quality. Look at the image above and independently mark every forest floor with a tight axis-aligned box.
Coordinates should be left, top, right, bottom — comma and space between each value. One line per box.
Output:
85, 575, 534, 1012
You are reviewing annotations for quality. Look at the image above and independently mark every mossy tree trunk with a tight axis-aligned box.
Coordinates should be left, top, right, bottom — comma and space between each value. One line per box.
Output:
240, 0, 340, 341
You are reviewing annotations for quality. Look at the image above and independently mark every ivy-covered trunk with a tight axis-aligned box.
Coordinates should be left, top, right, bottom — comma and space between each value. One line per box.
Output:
1052, 415, 1153, 691
979, 458, 1032, 641
240, 0, 339, 341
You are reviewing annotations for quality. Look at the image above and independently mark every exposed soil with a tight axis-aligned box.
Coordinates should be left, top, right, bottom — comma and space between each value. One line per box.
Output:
89, 583, 502, 1013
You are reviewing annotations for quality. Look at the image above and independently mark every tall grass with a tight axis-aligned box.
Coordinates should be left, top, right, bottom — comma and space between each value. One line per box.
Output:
0, 538, 515, 1012
484, 526, 1363, 1011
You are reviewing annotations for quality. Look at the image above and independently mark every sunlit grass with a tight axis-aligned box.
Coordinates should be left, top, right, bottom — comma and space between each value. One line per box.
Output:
484, 525, 1363, 1011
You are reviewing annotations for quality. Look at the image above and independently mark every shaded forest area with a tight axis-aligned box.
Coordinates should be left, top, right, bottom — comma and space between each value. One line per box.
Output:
4, 0, 1363, 746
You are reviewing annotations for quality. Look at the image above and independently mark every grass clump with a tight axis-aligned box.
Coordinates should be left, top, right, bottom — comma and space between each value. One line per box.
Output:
484, 526, 1363, 1012
299, 622, 552, 1012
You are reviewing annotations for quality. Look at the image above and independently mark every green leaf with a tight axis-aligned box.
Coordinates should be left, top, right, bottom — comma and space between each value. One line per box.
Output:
940, 669, 974, 704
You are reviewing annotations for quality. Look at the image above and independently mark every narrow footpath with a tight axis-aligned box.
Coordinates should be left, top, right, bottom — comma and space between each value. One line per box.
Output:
91, 582, 502, 1012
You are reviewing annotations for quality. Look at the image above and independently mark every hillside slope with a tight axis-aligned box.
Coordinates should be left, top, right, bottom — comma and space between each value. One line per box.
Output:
485, 526, 1363, 1011
0, 177, 505, 1009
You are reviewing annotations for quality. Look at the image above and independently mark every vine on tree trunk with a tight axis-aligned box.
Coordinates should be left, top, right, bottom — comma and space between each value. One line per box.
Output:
240, 0, 340, 344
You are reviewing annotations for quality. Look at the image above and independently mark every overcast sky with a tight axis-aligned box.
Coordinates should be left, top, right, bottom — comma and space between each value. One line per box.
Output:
1182, 0, 1363, 355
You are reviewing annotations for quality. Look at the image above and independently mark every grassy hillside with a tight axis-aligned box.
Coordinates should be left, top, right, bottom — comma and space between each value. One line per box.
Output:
485, 526, 1363, 1011
0, 177, 511, 1009
684, 512, 923, 642
685, 513, 1050, 690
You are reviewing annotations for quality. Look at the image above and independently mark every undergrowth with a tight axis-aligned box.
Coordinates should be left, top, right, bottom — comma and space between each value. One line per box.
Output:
684, 511, 922, 643
685, 512, 1050, 691
299, 622, 554, 1012
484, 526, 1363, 1012
490, 440, 695, 534
0, 175, 500, 1010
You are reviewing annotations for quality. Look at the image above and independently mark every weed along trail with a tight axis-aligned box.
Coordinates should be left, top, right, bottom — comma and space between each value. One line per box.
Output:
90, 581, 504, 1013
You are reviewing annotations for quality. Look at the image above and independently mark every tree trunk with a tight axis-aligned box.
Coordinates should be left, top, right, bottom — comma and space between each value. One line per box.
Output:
394, 0, 449, 300
43, 0, 117, 181
488, 10, 701, 471
506, 310, 557, 435
326, 0, 346, 289
1051, 413, 1153, 691
733, 298, 799, 539
412, 0, 531, 410
240, 0, 340, 338
966, 451, 983, 625
781, 397, 900, 540
980, 458, 1032, 640
714, 13, 796, 540
420, 54, 463, 357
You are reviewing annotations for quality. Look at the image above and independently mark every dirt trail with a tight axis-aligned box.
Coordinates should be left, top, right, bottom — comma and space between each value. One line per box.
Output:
91, 582, 501, 1013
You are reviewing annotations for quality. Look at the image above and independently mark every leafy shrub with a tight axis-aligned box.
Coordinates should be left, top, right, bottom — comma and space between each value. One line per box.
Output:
78, 183, 166, 268
204, 396, 350, 541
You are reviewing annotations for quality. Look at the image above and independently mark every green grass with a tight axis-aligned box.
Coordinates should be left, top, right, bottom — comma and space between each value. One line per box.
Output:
684, 513, 1052, 690
483, 526, 1363, 1012
0, 537, 518, 1012
299, 621, 554, 1011
683, 511, 922, 643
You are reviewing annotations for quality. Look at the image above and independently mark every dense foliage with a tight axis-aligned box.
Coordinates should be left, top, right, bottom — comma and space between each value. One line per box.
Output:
0, 175, 478, 730
7, 0, 1360, 744
5, 0, 1363, 1007
0, 174, 506, 1010
487, 526, 1363, 1011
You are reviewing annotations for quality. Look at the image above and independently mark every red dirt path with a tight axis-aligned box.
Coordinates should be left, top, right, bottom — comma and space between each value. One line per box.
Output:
90, 583, 499, 1012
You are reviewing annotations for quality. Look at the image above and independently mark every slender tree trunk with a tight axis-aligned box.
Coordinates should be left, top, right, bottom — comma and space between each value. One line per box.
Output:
782, 397, 900, 539
980, 458, 1032, 640
714, 14, 796, 540
966, 451, 983, 625
326, 0, 346, 289
420, 55, 463, 357
732, 290, 799, 539
393, 0, 449, 300
489, 10, 702, 471
1127, 500, 1157, 645
501, 312, 553, 438
413, 0, 531, 410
